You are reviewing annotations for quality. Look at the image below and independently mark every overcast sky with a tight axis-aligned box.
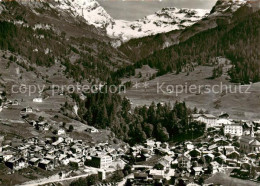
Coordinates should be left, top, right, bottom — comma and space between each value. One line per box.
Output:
97, 0, 217, 21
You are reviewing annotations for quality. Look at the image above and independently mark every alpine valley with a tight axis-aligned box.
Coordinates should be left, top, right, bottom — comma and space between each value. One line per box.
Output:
0, 0, 260, 185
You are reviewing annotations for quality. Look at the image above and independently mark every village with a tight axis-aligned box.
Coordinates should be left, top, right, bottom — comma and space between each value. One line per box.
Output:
0, 88, 260, 186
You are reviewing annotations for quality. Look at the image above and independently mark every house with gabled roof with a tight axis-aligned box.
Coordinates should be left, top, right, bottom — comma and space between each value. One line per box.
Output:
5, 157, 27, 170
38, 159, 54, 170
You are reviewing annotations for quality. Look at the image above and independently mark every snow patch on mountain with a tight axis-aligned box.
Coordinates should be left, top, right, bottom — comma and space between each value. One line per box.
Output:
107, 8, 209, 41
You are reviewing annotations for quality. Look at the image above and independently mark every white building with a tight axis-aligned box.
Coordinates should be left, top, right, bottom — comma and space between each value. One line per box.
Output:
25, 107, 33, 113
33, 98, 43, 103
86, 127, 99, 133
224, 124, 243, 137
192, 114, 217, 128
217, 118, 232, 126
57, 128, 66, 135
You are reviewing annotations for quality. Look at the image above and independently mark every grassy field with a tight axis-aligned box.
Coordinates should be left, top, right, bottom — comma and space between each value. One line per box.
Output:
122, 65, 260, 120
206, 173, 259, 186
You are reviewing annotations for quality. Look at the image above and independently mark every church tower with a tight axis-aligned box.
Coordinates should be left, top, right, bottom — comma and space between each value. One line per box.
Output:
250, 125, 254, 137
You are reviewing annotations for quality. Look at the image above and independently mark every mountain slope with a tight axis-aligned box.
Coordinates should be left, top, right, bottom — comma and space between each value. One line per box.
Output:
118, 0, 257, 62
0, 0, 130, 83
115, 2, 260, 84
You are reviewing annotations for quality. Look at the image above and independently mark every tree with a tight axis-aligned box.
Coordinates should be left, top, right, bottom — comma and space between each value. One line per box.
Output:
69, 162, 78, 170
85, 175, 99, 185
68, 125, 74, 132
111, 165, 124, 182
198, 177, 204, 185
70, 175, 99, 186
123, 164, 132, 176
189, 150, 200, 158
1, 91, 6, 97
156, 123, 169, 142
143, 123, 154, 138
225, 133, 232, 140
38, 116, 44, 122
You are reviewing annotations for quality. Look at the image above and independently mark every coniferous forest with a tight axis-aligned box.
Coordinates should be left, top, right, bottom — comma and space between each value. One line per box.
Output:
114, 9, 260, 84
71, 91, 205, 145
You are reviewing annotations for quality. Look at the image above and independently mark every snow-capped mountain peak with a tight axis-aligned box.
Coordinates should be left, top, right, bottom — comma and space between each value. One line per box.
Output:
209, 0, 247, 16
107, 7, 209, 42
56, 0, 113, 28
3, 0, 209, 42
53, 0, 209, 41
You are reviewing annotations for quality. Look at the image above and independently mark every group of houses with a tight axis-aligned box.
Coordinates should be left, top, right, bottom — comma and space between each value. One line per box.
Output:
126, 130, 260, 185
0, 113, 260, 185
191, 113, 260, 154
0, 135, 128, 175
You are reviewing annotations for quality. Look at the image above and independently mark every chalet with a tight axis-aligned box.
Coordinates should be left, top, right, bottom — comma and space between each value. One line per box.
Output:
226, 151, 240, 160
210, 161, 220, 174
45, 155, 58, 167
186, 142, 194, 150
36, 121, 47, 131
192, 167, 203, 176
38, 159, 54, 170
204, 154, 215, 162
29, 158, 40, 167
71, 145, 82, 154
156, 155, 173, 170
33, 98, 43, 103
59, 155, 70, 165
57, 128, 66, 135
12, 100, 19, 106
25, 107, 33, 113
85, 127, 99, 133
5, 157, 27, 170
145, 139, 156, 150
69, 158, 83, 167
2, 151, 14, 161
